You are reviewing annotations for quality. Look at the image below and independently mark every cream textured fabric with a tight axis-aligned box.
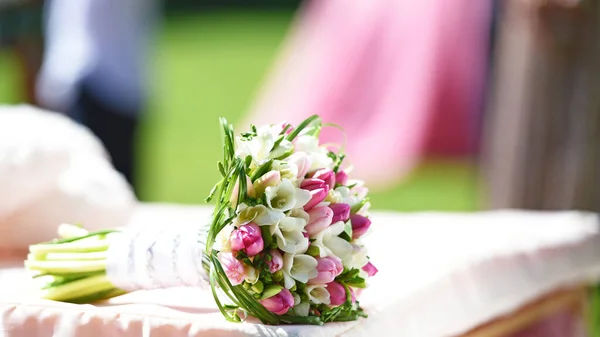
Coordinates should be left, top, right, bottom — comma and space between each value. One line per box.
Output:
0, 104, 135, 248
0, 204, 599, 337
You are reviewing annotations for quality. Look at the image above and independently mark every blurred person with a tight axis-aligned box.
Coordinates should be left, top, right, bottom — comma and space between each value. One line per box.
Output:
36, 0, 161, 193
242, 0, 493, 188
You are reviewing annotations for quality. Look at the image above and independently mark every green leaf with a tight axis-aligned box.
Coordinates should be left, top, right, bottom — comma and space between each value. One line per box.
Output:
344, 276, 367, 288
286, 115, 321, 142
205, 180, 222, 203
333, 153, 346, 173
259, 284, 283, 300
250, 159, 273, 182
218, 162, 227, 177
305, 245, 320, 257
280, 314, 324, 325
339, 221, 353, 242
350, 198, 369, 214
260, 226, 273, 248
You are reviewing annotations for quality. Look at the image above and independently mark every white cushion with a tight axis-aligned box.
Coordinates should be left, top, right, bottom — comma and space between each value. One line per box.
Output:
0, 104, 135, 248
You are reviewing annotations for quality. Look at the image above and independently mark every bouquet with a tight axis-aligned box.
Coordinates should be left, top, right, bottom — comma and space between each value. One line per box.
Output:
25, 115, 378, 325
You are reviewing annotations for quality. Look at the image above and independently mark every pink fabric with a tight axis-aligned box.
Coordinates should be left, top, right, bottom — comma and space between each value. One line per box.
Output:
245, 0, 491, 187
508, 308, 585, 337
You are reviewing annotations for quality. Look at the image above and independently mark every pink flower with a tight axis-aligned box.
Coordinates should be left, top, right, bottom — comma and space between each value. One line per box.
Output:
260, 288, 294, 315
305, 205, 334, 236
288, 152, 311, 180
301, 178, 329, 211
335, 170, 348, 186
267, 250, 283, 273
230, 175, 255, 206
350, 214, 371, 239
326, 282, 348, 306
362, 262, 378, 277
230, 223, 264, 257
310, 168, 335, 189
253, 170, 281, 196
330, 203, 351, 223
218, 252, 246, 285
309, 257, 344, 284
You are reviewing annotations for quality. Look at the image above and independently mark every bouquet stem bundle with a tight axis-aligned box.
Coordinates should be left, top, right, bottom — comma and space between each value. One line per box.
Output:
26, 225, 125, 303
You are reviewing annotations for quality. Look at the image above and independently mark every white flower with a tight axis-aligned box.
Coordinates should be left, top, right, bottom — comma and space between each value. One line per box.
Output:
238, 125, 276, 161
236, 124, 294, 162
325, 188, 344, 204
272, 160, 298, 182
287, 152, 312, 182
269, 139, 294, 160
291, 292, 310, 316
213, 224, 235, 252
245, 265, 259, 284
282, 253, 318, 289
343, 243, 369, 269
294, 135, 333, 170
265, 179, 311, 212
272, 209, 310, 254
292, 302, 310, 317
349, 180, 369, 199
312, 221, 353, 261
276, 229, 309, 254
235, 204, 285, 227
305, 284, 331, 305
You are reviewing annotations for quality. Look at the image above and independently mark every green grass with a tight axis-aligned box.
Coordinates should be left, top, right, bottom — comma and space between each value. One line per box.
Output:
0, 10, 478, 212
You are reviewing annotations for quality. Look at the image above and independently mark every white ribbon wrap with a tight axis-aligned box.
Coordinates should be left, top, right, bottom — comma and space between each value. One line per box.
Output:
106, 226, 209, 292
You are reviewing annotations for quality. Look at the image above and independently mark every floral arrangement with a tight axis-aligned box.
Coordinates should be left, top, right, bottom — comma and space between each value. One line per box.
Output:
25, 115, 377, 325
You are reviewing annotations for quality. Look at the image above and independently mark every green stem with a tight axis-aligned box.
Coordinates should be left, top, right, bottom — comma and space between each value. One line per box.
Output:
25, 259, 107, 274
40, 274, 116, 302
30, 240, 110, 255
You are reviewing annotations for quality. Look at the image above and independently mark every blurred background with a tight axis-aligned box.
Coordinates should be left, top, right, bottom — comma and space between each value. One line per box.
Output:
0, 0, 597, 213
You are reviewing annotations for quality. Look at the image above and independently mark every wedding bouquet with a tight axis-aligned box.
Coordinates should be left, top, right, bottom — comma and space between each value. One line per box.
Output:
25, 115, 378, 325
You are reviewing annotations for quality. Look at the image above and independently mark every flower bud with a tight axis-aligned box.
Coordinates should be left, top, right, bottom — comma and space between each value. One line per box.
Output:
230, 223, 264, 257
350, 214, 371, 239
335, 170, 349, 186
308, 257, 344, 284
253, 170, 281, 196
267, 249, 283, 273
305, 205, 334, 236
300, 178, 329, 211
260, 288, 294, 315
287, 152, 312, 180
230, 175, 255, 205
310, 168, 335, 189
326, 281, 348, 306
251, 280, 264, 294
329, 203, 351, 223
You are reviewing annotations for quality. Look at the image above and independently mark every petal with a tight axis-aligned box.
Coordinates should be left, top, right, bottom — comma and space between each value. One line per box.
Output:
328, 221, 346, 236
283, 271, 295, 289
278, 216, 306, 233
294, 188, 312, 209
325, 236, 353, 261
